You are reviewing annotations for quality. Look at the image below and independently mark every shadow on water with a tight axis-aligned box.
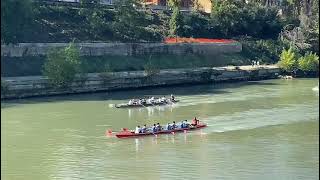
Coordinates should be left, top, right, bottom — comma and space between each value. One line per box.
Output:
1, 80, 281, 107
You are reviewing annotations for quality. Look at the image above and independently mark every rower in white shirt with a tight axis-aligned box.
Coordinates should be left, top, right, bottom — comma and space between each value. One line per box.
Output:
135, 126, 141, 134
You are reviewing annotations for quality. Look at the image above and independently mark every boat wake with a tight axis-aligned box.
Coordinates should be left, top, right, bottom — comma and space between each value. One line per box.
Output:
173, 91, 280, 108
200, 104, 318, 133
312, 86, 319, 92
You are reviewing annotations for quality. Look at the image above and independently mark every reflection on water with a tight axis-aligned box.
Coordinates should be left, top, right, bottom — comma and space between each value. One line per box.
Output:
127, 105, 175, 118
1, 78, 319, 180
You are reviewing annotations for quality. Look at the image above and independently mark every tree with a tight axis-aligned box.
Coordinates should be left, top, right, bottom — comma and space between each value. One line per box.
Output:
77, 0, 116, 41
278, 47, 298, 72
43, 43, 82, 88
182, 12, 210, 38
1, 0, 36, 44
112, 0, 161, 42
298, 52, 319, 72
210, 0, 282, 38
168, 0, 183, 38
144, 59, 160, 77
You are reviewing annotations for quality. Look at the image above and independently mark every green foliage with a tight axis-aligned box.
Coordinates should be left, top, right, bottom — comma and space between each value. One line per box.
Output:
168, 0, 180, 7
210, 0, 283, 39
298, 52, 319, 72
98, 63, 115, 85
169, 7, 184, 37
42, 43, 82, 88
1, 0, 37, 44
78, 4, 115, 41
241, 39, 287, 64
144, 59, 160, 77
278, 47, 297, 72
112, 0, 162, 42
182, 12, 211, 38
1, 79, 8, 93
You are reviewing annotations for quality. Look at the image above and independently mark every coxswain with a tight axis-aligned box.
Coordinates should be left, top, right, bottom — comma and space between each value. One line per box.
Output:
191, 117, 199, 126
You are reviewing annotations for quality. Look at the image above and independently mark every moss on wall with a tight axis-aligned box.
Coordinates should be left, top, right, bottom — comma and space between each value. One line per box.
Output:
1, 53, 249, 77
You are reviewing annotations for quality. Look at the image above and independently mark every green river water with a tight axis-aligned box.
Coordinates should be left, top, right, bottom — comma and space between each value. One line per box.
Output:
1, 78, 319, 180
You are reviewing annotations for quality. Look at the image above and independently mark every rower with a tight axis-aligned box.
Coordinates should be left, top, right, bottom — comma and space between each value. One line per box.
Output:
155, 123, 160, 131
170, 94, 175, 101
180, 121, 185, 128
128, 99, 133, 105
166, 123, 171, 130
132, 99, 137, 105
135, 125, 141, 134
152, 124, 157, 133
172, 121, 177, 129
181, 120, 187, 128
150, 97, 155, 103
141, 124, 147, 133
184, 120, 190, 128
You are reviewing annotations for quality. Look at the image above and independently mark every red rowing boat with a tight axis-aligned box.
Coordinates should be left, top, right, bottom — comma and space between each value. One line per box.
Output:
115, 123, 207, 138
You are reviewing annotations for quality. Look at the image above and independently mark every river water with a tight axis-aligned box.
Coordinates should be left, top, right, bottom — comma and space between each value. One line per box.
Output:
1, 78, 319, 180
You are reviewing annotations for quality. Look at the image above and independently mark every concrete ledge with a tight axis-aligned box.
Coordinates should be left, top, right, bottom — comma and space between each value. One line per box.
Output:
1, 65, 280, 99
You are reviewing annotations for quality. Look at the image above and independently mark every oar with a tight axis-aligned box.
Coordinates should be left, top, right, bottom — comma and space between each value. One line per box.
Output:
105, 129, 114, 137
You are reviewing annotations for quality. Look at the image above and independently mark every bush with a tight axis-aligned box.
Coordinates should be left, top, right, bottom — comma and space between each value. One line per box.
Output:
278, 47, 297, 72
144, 59, 160, 77
241, 39, 285, 64
1, 79, 8, 94
298, 52, 319, 72
98, 63, 115, 85
42, 43, 82, 88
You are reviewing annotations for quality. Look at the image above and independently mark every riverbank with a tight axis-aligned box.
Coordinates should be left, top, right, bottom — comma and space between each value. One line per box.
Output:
1, 65, 280, 100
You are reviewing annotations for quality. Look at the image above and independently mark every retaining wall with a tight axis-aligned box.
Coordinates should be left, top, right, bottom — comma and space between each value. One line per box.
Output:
1, 42, 242, 57
1, 65, 280, 99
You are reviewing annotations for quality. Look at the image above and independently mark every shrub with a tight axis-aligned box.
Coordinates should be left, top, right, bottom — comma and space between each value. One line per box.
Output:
278, 47, 297, 72
99, 63, 115, 85
42, 43, 82, 88
241, 39, 285, 64
1, 79, 8, 94
298, 52, 319, 72
144, 60, 160, 77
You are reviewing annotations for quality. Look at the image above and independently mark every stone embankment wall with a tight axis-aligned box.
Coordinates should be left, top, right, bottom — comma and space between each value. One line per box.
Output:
1, 42, 242, 57
1, 65, 280, 99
